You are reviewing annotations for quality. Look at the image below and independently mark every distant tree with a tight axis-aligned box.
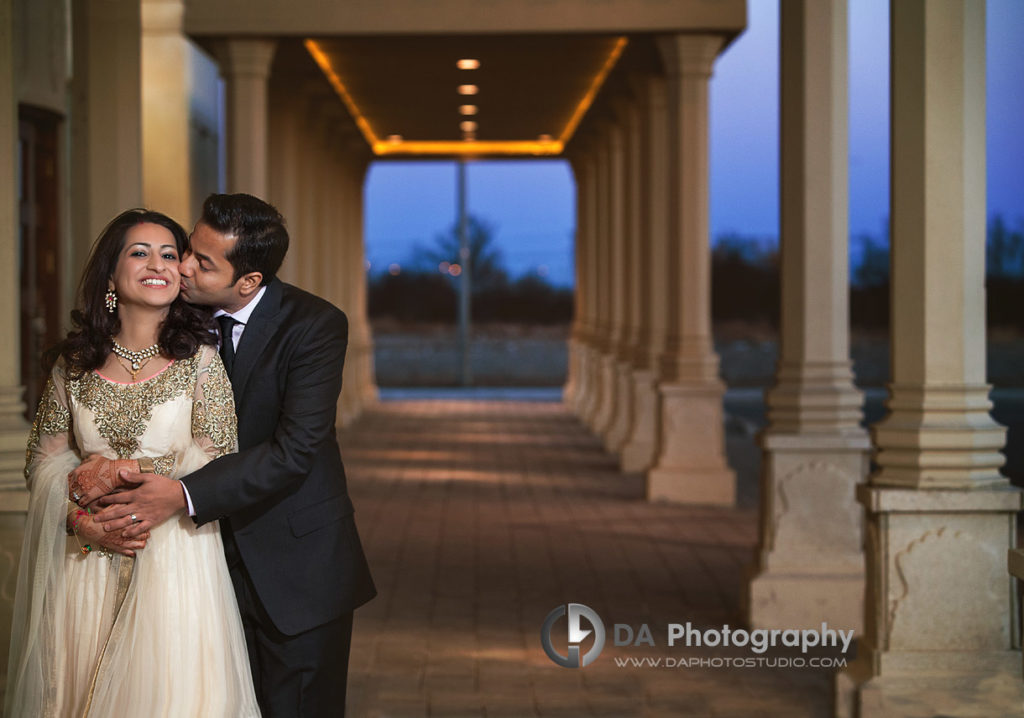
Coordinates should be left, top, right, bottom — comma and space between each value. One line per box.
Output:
852, 232, 889, 288
412, 214, 509, 290
987, 214, 1024, 278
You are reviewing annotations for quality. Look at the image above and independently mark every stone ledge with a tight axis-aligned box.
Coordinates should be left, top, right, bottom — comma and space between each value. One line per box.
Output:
857, 483, 1023, 513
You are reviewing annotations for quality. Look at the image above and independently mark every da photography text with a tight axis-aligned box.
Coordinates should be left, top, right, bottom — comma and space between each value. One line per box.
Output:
541, 602, 855, 669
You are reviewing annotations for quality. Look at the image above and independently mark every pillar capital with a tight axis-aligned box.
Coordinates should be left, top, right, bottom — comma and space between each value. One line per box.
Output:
218, 38, 277, 196
656, 33, 724, 78
215, 37, 277, 80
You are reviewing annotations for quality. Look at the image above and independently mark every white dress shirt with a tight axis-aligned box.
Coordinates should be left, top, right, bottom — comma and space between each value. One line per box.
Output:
183, 285, 267, 516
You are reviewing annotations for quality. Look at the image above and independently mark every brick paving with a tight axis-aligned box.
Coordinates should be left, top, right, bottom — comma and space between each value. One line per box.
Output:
341, 399, 835, 718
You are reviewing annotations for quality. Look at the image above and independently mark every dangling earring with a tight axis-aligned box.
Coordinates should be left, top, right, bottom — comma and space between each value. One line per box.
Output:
105, 289, 118, 313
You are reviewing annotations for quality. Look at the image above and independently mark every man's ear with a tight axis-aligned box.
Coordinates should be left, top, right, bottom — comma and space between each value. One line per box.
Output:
237, 272, 264, 298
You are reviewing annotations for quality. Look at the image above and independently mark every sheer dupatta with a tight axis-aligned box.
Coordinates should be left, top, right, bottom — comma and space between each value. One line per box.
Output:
6, 363, 80, 716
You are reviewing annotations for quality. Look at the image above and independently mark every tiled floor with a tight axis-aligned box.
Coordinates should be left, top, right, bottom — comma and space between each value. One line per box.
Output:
341, 399, 835, 717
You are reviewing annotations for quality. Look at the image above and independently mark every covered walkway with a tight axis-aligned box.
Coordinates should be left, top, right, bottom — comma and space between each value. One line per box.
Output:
341, 398, 833, 717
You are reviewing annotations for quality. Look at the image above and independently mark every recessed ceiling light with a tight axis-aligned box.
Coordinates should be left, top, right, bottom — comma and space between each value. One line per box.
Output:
457, 85, 478, 96
457, 59, 480, 70
459, 105, 478, 116
386, 134, 403, 143
462, 132, 476, 142
460, 121, 477, 132
538, 134, 553, 142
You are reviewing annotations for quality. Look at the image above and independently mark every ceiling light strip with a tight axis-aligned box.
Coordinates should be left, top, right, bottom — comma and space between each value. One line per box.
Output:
374, 140, 564, 156
557, 36, 629, 145
304, 39, 379, 147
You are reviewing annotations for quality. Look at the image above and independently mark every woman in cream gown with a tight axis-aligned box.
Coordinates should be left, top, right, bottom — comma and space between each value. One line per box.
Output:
5, 210, 260, 717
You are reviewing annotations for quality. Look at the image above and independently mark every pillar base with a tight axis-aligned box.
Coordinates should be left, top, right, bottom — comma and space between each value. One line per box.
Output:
620, 368, 659, 473
646, 381, 734, 506
648, 465, 734, 505
591, 353, 618, 435
748, 432, 870, 631
579, 346, 602, 427
748, 570, 863, 633
602, 359, 634, 452
835, 650, 1024, 718
837, 484, 1024, 717
0, 490, 29, 706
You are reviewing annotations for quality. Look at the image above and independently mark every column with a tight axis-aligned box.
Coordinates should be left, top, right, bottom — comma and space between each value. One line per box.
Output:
603, 97, 639, 453
562, 149, 586, 410
267, 72, 303, 286
0, 0, 30, 695
593, 118, 626, 442
570, 144, 598, 419
836, 2, 1024, 715
581, 135, 609, 429
620, 75, 668, 473
218, 38, 276, 197
351, 157, 378, 409
747, 0, 869, 632
141, 0, 190, 225
648, 34, 734, 505
69, 0, 143, 267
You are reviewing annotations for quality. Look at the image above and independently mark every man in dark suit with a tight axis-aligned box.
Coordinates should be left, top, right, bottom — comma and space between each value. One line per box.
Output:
77, 193, 376, 716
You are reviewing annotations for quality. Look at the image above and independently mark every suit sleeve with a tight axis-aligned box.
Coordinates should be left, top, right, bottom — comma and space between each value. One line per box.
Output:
181, 309, 347, 524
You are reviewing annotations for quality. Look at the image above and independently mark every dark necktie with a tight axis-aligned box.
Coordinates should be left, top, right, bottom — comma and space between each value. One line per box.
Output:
217, 315, 238, 376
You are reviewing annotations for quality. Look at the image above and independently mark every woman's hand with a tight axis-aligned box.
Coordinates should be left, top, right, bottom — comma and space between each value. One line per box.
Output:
72, 511, 150, 558
68, 455, 140, 507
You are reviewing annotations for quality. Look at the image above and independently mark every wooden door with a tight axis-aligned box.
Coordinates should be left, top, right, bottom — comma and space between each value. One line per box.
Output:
19, 106, 62, 419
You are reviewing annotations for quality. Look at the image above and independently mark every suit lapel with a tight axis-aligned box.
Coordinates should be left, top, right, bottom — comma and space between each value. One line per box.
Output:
230, 279, 284, 399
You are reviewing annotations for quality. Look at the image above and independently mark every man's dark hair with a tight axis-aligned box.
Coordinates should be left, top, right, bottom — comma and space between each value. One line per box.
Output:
200, 193, 289, 285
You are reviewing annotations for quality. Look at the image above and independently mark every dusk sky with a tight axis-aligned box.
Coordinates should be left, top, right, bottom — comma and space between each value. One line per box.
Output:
364, 0, 1024, 287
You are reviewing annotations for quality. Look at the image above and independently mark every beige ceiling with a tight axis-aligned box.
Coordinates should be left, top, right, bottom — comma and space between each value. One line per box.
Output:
304, 35, 628, 155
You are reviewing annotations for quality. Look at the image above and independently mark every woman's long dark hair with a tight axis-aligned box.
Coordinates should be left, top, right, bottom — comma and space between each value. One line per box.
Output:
46, 209, 217, 376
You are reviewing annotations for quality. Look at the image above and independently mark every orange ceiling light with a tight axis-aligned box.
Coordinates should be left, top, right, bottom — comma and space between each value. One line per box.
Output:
456, 58, 480, 70
304, 40, 381, 147
557, 36, 628, 144
305, 37, 628, 157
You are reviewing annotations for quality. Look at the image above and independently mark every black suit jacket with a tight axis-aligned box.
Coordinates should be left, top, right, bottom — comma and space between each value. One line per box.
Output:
182, 279, 376, 636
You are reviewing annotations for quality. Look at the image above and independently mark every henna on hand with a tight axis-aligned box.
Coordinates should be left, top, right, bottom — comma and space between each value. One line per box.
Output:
69, 455, 139, 505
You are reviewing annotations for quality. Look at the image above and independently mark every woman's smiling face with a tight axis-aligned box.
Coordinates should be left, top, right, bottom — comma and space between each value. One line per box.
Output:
109, 222, 182, 311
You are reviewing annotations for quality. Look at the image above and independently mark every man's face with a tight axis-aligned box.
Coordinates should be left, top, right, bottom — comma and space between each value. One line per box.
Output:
180, 221, 241, 310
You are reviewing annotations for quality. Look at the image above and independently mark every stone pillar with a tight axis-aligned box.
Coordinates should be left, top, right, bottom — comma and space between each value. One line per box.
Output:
594, 117, 626, 443
351, 157, 378, 409
620, 76, 668, 473
69, 0, 143, 266
603, 97, 639, 454
748, 0, 869, 633
0, 0, 30, 696
837, 2, 1024, 715
581, 142, 602, 428
648, 34, 734, 506
217, 38, 276, 197
563, 151, 586, 410
141, 0, 190, 225
267, 72, 303, 286
571, 145, 598, 420
338, 149, 363, 426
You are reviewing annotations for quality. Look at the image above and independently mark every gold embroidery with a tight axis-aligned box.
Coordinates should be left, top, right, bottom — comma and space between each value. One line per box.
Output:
153, 453, 176, 476
24, 376, 72, 481
192, 354, 237, 459
65, 354, 201, 459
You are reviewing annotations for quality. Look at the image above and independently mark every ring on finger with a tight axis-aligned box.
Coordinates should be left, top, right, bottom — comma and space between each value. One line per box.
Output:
130, 514, 140, 524
72, 491, 80, 501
